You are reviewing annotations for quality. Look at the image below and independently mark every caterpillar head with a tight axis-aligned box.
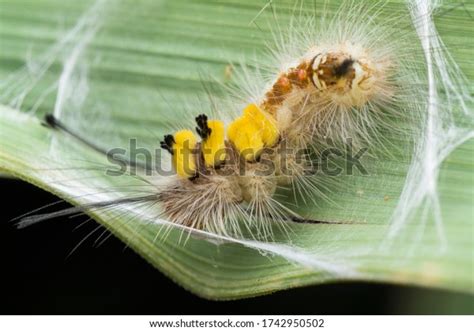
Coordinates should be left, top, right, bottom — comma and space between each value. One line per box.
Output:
310, 48, 385, 108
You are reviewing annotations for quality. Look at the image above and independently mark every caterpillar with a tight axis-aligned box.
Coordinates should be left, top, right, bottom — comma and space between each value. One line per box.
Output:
149, 0, 425, 238
154, 7, 409, 238
18, 0, 422, 241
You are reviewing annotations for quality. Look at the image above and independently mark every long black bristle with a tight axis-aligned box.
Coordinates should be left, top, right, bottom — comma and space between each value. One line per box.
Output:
42, 113, 149, 170
43, 114, 58, 128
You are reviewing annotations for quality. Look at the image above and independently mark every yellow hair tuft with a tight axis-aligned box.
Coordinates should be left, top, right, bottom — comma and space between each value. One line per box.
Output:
243, 103, 279, 147
227, 116, 264, 162
172, 130, 197, 179
201, 120, 226, 167
227, 104, 279, 161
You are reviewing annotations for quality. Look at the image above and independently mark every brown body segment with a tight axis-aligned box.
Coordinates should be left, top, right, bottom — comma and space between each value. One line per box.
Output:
260, 53, 357, 115
261, 62, 312, 115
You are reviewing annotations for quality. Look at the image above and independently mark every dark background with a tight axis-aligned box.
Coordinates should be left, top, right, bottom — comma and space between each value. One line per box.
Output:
1, 178, 472, 315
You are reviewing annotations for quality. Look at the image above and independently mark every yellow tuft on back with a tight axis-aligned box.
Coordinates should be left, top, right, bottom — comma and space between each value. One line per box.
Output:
227, 116, 264, 162
227, 104, 279, 161
201, 120, 226, 167
172, 130, 197, 179
243, 103, 279, 147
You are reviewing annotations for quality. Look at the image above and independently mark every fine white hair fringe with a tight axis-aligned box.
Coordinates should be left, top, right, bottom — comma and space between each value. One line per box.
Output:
0, 0, 107, 113
385, 0, 474, 253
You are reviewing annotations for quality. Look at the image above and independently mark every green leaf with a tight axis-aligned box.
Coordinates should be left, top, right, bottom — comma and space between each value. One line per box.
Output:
0, 0, 472, 299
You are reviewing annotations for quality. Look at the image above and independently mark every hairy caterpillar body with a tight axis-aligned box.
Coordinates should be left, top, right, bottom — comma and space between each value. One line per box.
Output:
158, 42, 398, 236
153, 2, 415, 237
22, 1, 421, 240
